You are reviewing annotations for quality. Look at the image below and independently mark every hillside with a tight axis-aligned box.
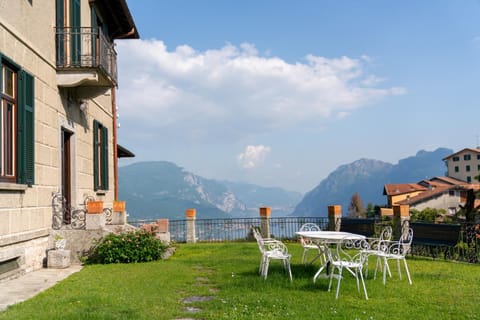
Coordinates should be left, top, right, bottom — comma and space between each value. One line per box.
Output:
292, 148, 453, 216
118, 161, 302, 220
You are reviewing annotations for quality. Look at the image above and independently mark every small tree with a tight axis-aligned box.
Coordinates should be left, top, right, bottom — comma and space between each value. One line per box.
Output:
458, 189, 480, 222
348, 192, 366, 218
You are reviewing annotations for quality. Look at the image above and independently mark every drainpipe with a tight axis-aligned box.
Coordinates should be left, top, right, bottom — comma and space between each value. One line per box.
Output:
112, 86, 119, 200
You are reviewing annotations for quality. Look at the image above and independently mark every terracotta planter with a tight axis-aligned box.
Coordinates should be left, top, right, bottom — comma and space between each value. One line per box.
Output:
186, 208, 196, 218
259, 207, 271, 217
113, 200, 126, 212
87, 200, 104, 214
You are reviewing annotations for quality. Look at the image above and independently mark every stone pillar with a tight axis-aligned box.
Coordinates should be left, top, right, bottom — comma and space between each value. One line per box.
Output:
259, 207, 271, 238
47, 249, 71, 268
86, 213, 106, 230
112, 201, 127, 225
393, 204, 410, 240
186, 209, 197, 243
156, 218, 170, 244
328, 205, 342, 231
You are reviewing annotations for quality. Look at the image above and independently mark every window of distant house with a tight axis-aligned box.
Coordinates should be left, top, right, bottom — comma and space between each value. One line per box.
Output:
452, 156, 460, 162
477, 164, 480, 171
455, 166, 459, 172
0, 55, 34, 185
467, 176, 472, 183
477, 154, 480, 160
464, 154, 471, 161
93, 120, 108, 191
466, 165, 471, 172
449, 190, 455, 196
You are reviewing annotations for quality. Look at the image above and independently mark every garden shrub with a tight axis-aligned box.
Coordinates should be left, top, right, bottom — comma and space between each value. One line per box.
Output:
87, 230, 167, 264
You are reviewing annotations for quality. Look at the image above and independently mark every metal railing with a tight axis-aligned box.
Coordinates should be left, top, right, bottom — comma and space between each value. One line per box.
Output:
55, 27, 117, 85
130, 217, 330, 242
129, 216, 480, 263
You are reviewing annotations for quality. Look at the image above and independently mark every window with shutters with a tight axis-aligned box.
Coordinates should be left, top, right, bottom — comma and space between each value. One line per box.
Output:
93, 120, 108, 191
0, 54, 34, 185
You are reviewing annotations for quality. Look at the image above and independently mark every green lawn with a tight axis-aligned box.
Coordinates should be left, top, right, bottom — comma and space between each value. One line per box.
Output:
1, 242, 479, 319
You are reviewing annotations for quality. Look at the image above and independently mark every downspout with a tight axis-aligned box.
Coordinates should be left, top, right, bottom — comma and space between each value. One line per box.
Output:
112, 86, 119, 200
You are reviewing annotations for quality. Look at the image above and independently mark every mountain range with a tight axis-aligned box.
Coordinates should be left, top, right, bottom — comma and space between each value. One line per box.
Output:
119, 147, 453, 220
292, 147, 453, 216
118, 161, 302, 220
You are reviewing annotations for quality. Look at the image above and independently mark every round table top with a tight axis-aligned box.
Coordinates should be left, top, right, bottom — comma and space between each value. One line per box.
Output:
296, 230, 366, 240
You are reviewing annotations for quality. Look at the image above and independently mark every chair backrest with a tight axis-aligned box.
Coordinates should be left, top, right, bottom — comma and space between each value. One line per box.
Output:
328, 237, 369, 264
399, 228, 414, 255
299, 223, 321, 232
299, 223, 321, 247
379, 226, 393, 241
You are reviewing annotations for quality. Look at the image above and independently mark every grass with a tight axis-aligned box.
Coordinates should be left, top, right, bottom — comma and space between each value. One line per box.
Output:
1, 242, 480, 319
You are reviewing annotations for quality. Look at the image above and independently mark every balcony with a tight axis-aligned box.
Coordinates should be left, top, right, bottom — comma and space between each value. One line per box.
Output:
56, 27, 117, 88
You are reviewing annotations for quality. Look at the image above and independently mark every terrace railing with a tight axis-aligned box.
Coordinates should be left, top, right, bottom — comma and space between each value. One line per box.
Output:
55, 27, 118, 86
130, 216, 480, 263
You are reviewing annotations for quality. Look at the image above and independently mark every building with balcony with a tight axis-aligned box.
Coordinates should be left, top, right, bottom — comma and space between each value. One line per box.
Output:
0, 0, 138, 279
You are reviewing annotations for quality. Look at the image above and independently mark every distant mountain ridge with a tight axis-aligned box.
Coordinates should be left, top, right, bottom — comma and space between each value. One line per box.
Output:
118, 161, 302, 220
119, 148, 453, 220
292, 148, 453, 217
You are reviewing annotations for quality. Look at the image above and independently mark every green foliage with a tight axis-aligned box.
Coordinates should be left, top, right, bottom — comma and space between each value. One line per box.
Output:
86, 230, 167, 264
410, 207, 446, 222
2, 243, 480, 320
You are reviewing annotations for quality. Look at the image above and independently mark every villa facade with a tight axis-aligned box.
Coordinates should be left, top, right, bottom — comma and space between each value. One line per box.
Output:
0, 0, 138, 278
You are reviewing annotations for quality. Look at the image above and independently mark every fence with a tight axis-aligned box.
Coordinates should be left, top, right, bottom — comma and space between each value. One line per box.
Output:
130, 216, 479, 263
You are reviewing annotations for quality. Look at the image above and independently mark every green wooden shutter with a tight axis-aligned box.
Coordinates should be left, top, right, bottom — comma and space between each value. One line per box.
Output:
56, 0, 65, 65
101, 126, 109, 190
70, 0, 81, 65
93, 120, 99, 190
17, 71, 35, 185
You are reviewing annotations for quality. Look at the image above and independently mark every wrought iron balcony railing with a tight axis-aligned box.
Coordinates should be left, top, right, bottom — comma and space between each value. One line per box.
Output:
55, 27, 117, 86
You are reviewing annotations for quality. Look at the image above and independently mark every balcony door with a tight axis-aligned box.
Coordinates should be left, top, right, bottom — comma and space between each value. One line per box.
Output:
56, 0, 81, 66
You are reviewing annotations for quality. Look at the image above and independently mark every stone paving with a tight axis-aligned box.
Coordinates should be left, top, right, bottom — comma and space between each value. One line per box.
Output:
0, 265, 83, 311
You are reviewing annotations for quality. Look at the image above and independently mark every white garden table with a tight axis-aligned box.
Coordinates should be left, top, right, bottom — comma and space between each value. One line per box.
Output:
295, 231, 366, 282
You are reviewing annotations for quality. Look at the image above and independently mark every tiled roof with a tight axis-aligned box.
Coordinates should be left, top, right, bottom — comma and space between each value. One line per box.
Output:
397, 185, 451, 205
430, 176, 471, 186
383, 183, 427, 196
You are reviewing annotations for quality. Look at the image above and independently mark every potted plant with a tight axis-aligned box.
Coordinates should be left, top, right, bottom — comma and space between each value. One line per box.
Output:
54, 234, 66, 250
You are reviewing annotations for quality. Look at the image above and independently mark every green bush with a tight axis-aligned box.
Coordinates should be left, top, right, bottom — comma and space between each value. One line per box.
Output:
86, 230, 167, 264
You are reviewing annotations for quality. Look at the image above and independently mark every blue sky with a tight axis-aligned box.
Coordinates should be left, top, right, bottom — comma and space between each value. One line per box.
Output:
117, 0, 480, 193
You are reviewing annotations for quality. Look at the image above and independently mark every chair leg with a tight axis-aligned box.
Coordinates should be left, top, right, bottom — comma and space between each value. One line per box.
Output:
397, 259, 402, 280
403, 258, 412, 285
335, 267, 343, 299
263, 259, 270, 280
286, 259, 293, 282
382, 257, 388, 285
359, 270, 369, 300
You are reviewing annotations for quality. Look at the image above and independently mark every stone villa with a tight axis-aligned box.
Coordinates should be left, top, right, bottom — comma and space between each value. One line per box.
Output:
0, 0, 138, 279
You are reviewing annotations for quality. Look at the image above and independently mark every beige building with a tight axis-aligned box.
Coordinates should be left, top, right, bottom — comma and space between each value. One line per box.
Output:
384, 155, 480, 215
0, 0, 138, 278
443, 148, 480, 183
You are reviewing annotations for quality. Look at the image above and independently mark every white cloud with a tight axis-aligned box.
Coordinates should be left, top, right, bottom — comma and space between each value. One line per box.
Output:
116, 40, 404, 143
237, 145, 271, 169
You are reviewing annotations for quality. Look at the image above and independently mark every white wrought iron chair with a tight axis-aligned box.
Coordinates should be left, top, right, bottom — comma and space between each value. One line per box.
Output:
374, 228, 413, 285
326, 237, 369, 300
251, 227, 292, 281
299, 223, 325, 265
362, 225, 393, 277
